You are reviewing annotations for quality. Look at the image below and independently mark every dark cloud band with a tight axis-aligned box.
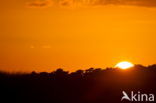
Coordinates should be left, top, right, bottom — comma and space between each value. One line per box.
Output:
26, 0, 156, 8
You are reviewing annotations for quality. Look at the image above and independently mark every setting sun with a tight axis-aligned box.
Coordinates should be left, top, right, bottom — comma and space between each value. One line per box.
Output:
115, 61, 134, 69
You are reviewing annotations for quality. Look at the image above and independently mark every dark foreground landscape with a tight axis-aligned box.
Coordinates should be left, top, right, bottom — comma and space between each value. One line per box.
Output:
1, 64, 156, 103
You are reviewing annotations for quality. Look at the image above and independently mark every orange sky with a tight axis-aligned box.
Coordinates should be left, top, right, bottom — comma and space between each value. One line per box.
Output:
1, 0, 156, 72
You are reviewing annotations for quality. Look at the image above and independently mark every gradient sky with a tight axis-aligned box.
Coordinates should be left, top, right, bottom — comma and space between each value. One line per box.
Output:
1, 0, 156, 72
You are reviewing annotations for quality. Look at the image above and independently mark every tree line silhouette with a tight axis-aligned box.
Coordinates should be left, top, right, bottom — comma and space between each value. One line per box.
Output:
1, 64, 156, 103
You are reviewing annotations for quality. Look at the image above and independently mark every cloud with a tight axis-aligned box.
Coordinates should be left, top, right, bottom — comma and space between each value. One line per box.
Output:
95, 0, 156, 7
26, 0, 156, 8
26, 0, 53, 8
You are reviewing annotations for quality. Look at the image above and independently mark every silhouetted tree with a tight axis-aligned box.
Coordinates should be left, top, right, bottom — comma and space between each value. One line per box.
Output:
1, 65, 156, 103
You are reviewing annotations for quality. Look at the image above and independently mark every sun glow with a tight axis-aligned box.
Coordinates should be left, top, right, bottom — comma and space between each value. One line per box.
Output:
115, 61, 134, 69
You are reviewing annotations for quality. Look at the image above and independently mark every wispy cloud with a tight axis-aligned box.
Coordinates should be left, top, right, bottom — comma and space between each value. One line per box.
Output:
95, 0, 156, 7
26, 0, 53, 8
26, 0, 156, 8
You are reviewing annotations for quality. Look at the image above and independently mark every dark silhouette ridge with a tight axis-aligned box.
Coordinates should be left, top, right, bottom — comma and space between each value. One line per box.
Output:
1, 64, 156, 103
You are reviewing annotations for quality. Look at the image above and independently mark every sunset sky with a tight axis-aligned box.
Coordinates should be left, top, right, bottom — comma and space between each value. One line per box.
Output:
1, 0, 156, 72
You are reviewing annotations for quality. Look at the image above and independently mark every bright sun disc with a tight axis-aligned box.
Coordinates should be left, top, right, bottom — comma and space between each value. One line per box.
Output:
115, 61, 134, 69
